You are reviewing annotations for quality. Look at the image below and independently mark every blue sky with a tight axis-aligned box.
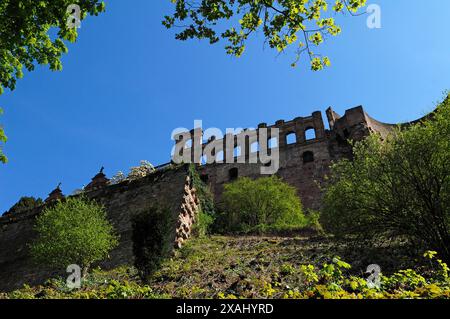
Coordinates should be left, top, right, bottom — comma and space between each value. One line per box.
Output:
1, 0, 449, 213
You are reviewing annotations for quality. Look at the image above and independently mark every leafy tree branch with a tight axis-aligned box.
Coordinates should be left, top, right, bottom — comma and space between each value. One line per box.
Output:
0, 0, 106, 163
163, 0, 368, 70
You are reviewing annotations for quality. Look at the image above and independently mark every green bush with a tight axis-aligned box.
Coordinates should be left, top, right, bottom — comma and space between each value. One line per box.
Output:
218, 176, 306, 233
322, 94, 450, 261
305, 211, 324, 234
192, 210, 215, 237
30, 197, 119, 277
132, 207, 176, 279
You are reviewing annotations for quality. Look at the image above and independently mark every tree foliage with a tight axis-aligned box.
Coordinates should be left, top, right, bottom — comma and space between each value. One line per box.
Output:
132, 207, 175, 279
0, 0, 106, 163
163, 0, 367, 70
219, 176, 306, 232
0, 107, 5, 163
322, 94, 450, 261
0, 0, 105, 93
30, 197, 118, 276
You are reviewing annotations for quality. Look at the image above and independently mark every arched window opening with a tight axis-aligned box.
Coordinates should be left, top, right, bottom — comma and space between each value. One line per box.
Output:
286, 132, 296, 145
229, 168, 238, 181
305, 127, 316, 141
200, 155, 207, 165
303, 151, 314, 164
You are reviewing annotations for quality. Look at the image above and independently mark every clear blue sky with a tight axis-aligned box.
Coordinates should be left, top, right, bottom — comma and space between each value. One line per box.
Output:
1, 0, 449, 213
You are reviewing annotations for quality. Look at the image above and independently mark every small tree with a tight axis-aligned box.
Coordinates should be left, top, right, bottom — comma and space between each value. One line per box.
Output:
219, 176, 306, 233
322, 94, 450, 261
30, 197, 119, 277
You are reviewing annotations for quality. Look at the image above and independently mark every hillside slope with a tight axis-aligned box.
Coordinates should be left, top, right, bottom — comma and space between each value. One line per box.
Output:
1, 235, 449, 299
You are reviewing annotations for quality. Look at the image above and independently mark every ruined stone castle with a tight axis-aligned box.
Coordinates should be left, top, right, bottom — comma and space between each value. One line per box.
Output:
0, 105, 424, 291
195, 105, 396, 210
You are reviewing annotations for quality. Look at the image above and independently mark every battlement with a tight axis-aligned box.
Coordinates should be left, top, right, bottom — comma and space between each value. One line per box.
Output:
177, 110, 327, 149
173, 107, 375, 166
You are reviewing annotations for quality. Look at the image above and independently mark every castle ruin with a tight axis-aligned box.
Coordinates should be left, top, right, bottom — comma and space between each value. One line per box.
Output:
0, 105, 424, 291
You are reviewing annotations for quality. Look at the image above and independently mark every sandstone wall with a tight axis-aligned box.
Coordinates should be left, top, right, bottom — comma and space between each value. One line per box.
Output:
197, 138, 333, 211
0, 165, 199, 292
195, 107, 373, 211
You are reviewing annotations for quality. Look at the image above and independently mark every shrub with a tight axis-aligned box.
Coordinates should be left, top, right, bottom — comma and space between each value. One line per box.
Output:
132, 207, 175, 279
192, 210, 215, 237
30, 197, 119, 277
218, 176, 306, 233
322, 94, 450, 261
305, 211, 324, 234
109, 160, 156, 185
290, 251, 450, 299
128, 160, 155, 180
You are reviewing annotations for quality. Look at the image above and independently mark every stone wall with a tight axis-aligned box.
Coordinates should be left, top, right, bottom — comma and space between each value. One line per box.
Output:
195, 106, 382, 211
0, 164, 200, 292
0, 205, 48, 292
197, 137, 333, 211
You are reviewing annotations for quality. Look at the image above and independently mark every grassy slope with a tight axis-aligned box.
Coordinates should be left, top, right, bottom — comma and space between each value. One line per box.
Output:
151, 235, 332, 298
1, 235, 448, 299
149, 235, 422, 298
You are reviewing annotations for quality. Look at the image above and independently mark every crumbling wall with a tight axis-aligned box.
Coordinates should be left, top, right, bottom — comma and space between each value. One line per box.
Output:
193, 105, 407, 211
174, 174, 200, 248
195, 108, 369, 211
0, 164, 200, 292
197, 139, 332, 211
